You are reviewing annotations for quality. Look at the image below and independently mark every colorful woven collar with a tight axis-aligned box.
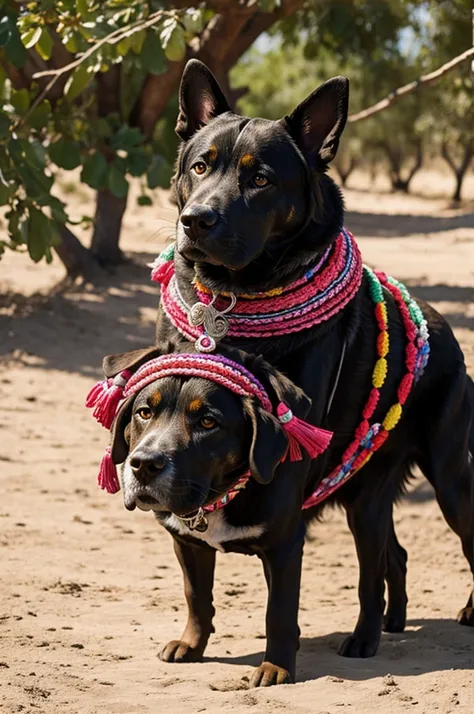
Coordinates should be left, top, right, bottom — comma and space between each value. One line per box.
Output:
151, 228, 363, 352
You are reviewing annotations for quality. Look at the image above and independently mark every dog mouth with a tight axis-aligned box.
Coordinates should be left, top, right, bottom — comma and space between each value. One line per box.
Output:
125, 493, 165, 513
179, 245, 223, 267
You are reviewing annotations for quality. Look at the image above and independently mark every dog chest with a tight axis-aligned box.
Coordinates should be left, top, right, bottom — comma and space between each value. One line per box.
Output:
164, 510, 265, 552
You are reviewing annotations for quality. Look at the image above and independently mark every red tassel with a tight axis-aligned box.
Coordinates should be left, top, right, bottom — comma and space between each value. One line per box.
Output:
98, 447, 120, 494
151, 260, 174, 286
277, 402, 333, 462
85, 370, 131, 429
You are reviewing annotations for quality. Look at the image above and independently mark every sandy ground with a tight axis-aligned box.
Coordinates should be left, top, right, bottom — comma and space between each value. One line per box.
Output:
1, 172, 474, 714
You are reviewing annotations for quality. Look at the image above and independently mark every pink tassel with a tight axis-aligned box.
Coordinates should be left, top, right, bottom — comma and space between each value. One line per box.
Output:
151, 260, 174, 286
85, 370, 131, 429
277, 402, 333, 462
98, 447, 120, 494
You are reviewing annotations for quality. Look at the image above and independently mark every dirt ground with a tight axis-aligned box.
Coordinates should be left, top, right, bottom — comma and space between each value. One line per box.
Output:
1, 171, 474, 714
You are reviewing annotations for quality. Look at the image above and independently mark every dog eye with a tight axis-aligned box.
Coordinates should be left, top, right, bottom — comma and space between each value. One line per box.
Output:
136, 407, 152, 420
252, 173, 269, 188
199, 416, 217, 430
192, 161, 207, 176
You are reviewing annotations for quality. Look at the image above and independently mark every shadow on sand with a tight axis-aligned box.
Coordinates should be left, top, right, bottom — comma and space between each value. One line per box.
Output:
205, 617, 474, 684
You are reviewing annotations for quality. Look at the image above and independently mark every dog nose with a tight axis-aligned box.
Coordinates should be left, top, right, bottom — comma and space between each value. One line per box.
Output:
180, 204, 218, 241
130, 453, 168, 484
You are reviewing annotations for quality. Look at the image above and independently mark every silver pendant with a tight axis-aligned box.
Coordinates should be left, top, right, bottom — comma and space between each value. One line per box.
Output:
188, 293, 236, 350
178, 507, 208, 532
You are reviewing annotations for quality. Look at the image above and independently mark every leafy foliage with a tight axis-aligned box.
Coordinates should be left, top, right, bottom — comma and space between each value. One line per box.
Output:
0, 0, 211, 262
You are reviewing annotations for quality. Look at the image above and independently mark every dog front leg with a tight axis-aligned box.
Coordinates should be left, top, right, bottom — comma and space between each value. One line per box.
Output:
251, 527, 304, 687
159, 537, 216, 663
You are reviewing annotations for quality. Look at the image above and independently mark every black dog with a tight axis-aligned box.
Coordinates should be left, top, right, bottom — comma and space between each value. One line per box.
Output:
149, 60, 474, 684
104, 342, 312, 686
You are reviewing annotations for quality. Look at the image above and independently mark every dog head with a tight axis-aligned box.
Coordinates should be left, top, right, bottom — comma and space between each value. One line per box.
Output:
174, 59, 349, 287
102, 344, 310, 517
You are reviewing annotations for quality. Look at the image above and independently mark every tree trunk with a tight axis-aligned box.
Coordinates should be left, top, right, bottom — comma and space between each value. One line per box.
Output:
55, 224, 102, 281
89, 67, 127, 266
90, 189, 128, 265
442, 140, 473, 203
384, 141, 422, 194
334, 154, 358, 187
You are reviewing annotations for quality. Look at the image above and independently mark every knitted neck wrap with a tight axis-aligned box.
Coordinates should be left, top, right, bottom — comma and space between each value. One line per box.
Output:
86, 352, 333, 499
151, 228, 362, 352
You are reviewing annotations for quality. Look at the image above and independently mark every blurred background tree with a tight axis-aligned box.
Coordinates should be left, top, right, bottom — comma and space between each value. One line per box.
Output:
0, 0, 473, 278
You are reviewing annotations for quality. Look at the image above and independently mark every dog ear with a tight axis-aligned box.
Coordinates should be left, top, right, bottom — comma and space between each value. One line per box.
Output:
176, 59, 231, 140
102, 342, 173, 379
239, 353, 312, 420
244, 399, 288, 485
110, 396, 135, 464
282, 76, 349, 166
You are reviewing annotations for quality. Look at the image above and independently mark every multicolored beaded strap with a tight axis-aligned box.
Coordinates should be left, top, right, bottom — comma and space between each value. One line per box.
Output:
86, 353, 333, 495
302, 267, 430, 509
151, 229, 363, 350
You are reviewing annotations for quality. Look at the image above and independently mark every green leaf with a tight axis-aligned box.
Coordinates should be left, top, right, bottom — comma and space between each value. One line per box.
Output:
127, 149, 149, 177
116, 35, 133, 56
108, 162, 129, 198
130, 29, 146, 55
0, 110, 11, 139
64, 32, 80, 54
140, 30, 166, 75
182, 9, 205, 35
81, 151, 108, 189
147, 154, 172, 189
2, 17, 27, 68
110, 125, 143, 151
0, 64, 6, 96
36, 27, 53, 61
160, 19, 186, 63
77, 0, 90, 17
0, 15, 12, 48
49, 138, 82, 170
0, 170, 14, 205
10, 88, 30, 115
28, 100, 51, 131
64, 64, 91, 101
21, 26, 42, 50
27, 207, 52, 262
48, 196, 69, 224
137, 194, 153, 206
258, 0, 277, 11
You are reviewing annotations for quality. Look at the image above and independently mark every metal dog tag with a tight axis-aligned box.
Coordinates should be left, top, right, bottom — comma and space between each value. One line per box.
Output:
179, 508, 209, 532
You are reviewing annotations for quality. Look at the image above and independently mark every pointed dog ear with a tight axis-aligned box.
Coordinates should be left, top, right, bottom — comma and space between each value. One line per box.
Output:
244, 399, 288, 485
110, 396, 135, 464
176, 59, 231, 140
102, 342, 174, 379
281, 76, 349, 167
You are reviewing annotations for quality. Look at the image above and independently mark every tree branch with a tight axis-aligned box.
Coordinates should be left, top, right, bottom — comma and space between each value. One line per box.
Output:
221, 0, 303, 71
348, 46, 474, 123
132, 0, 303, 135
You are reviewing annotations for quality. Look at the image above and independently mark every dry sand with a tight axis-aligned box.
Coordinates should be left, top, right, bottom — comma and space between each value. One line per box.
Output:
1, 174, 474, 713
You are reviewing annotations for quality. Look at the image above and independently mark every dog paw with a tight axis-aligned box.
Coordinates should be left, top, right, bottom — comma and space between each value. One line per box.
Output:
338, 635, 379, 658
158, 640, 204, 663
383, 612, 406, 633
250, 662, 293, 687
457, 607, 474, 627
